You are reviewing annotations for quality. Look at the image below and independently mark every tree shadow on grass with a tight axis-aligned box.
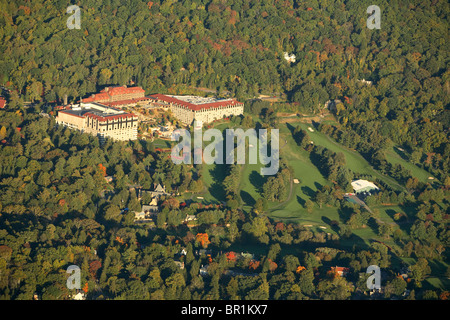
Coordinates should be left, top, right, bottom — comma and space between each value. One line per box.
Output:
208, 164, 227, 202
399, 204, 417, 223
367, 217, 380, 234
249, 170, 266, 195
386, 209, 396, 220
240, 190, 256, 207
209, 182, 226, 203
385, 208, 411, 233
322, 216, 340, 233
301, 186, 316, 198
286, 122, 296, 136
297, 195, 306, 207
314, 182, 323, 190
337, 205, 354, 223
339, 232, 370, 251
308, 152, 329, 178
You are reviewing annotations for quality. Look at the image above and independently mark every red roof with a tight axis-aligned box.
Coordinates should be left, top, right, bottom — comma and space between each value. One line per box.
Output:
331, 266, 349, 273
83, 92, 110, 102
149, 94, 242, 111
101, 86, 145, 96
83, 86, 145, 103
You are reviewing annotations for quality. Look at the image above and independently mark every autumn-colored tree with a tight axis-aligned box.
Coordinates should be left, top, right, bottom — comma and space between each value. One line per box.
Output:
98, 164, 107, 177
18, 5, 31, 15
268, 259, 277, 272
162, 198, 180, 210
296, 266, 306, 274
327, 269, 338, 279
196, 233, 210, 248
225, 251, 237, 262
89, 260, 102, 279
82, 282, 88, 294
274, 222, 285, 232
249, 260, 260, 270
115, 236, 125, 244
439, 291, 449, 300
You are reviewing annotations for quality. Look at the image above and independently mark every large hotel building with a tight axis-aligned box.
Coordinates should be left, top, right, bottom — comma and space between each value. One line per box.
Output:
55, 103, 138, 142
55, 85, 147, 142
149, 94, 244, 125
55, 86, 244, 142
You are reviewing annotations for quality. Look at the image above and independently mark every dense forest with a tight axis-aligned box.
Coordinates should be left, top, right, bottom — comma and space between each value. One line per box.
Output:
0, 0, 447, 180
0, 107, 448, 300
0, 0, 449, 300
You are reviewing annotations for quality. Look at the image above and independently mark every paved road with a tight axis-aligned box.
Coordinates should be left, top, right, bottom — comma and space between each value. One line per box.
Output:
345, 194, 372, 213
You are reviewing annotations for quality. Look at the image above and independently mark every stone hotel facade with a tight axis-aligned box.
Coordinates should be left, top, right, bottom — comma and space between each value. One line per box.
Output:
149, 94, 244, 125
56, 103, 138, 142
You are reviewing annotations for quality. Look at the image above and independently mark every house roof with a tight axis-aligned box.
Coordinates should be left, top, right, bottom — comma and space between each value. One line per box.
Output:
101, 86, 145, 96
83, 86, 145, 103
142, 205, 159, 211
331, 266, 350, 273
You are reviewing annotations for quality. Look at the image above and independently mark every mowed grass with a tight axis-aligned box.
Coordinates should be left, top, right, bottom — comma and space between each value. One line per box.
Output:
266, 123, 339, 226
201, 162, 227, 204
153, 138, 173, 148
397, 257, 450, 290
287, 122, 406, 191
197, 119, 428, 237
264, 122, 422, 230
385, 145, 436, 184
290, 121, 434, 188
199, 122, 236, 204
239, 162, 265, 212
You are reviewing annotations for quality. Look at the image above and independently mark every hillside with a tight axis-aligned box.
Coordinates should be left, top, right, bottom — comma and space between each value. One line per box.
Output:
0, 0, 448, 180
0, 0, 448, 303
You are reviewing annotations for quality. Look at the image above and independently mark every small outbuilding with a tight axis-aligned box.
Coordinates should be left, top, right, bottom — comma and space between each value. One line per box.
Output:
351, 179, 379, 194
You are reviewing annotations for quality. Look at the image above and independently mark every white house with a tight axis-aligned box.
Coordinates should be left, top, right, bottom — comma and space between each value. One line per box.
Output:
283, 52, 296, 63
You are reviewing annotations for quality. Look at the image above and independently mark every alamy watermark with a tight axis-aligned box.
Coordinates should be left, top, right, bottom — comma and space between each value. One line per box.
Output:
66, 265, 81, 289
171, 120, 279, 176
366, 265, 381, 290
67, 5, 81, 30
367, 5, 381, 29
